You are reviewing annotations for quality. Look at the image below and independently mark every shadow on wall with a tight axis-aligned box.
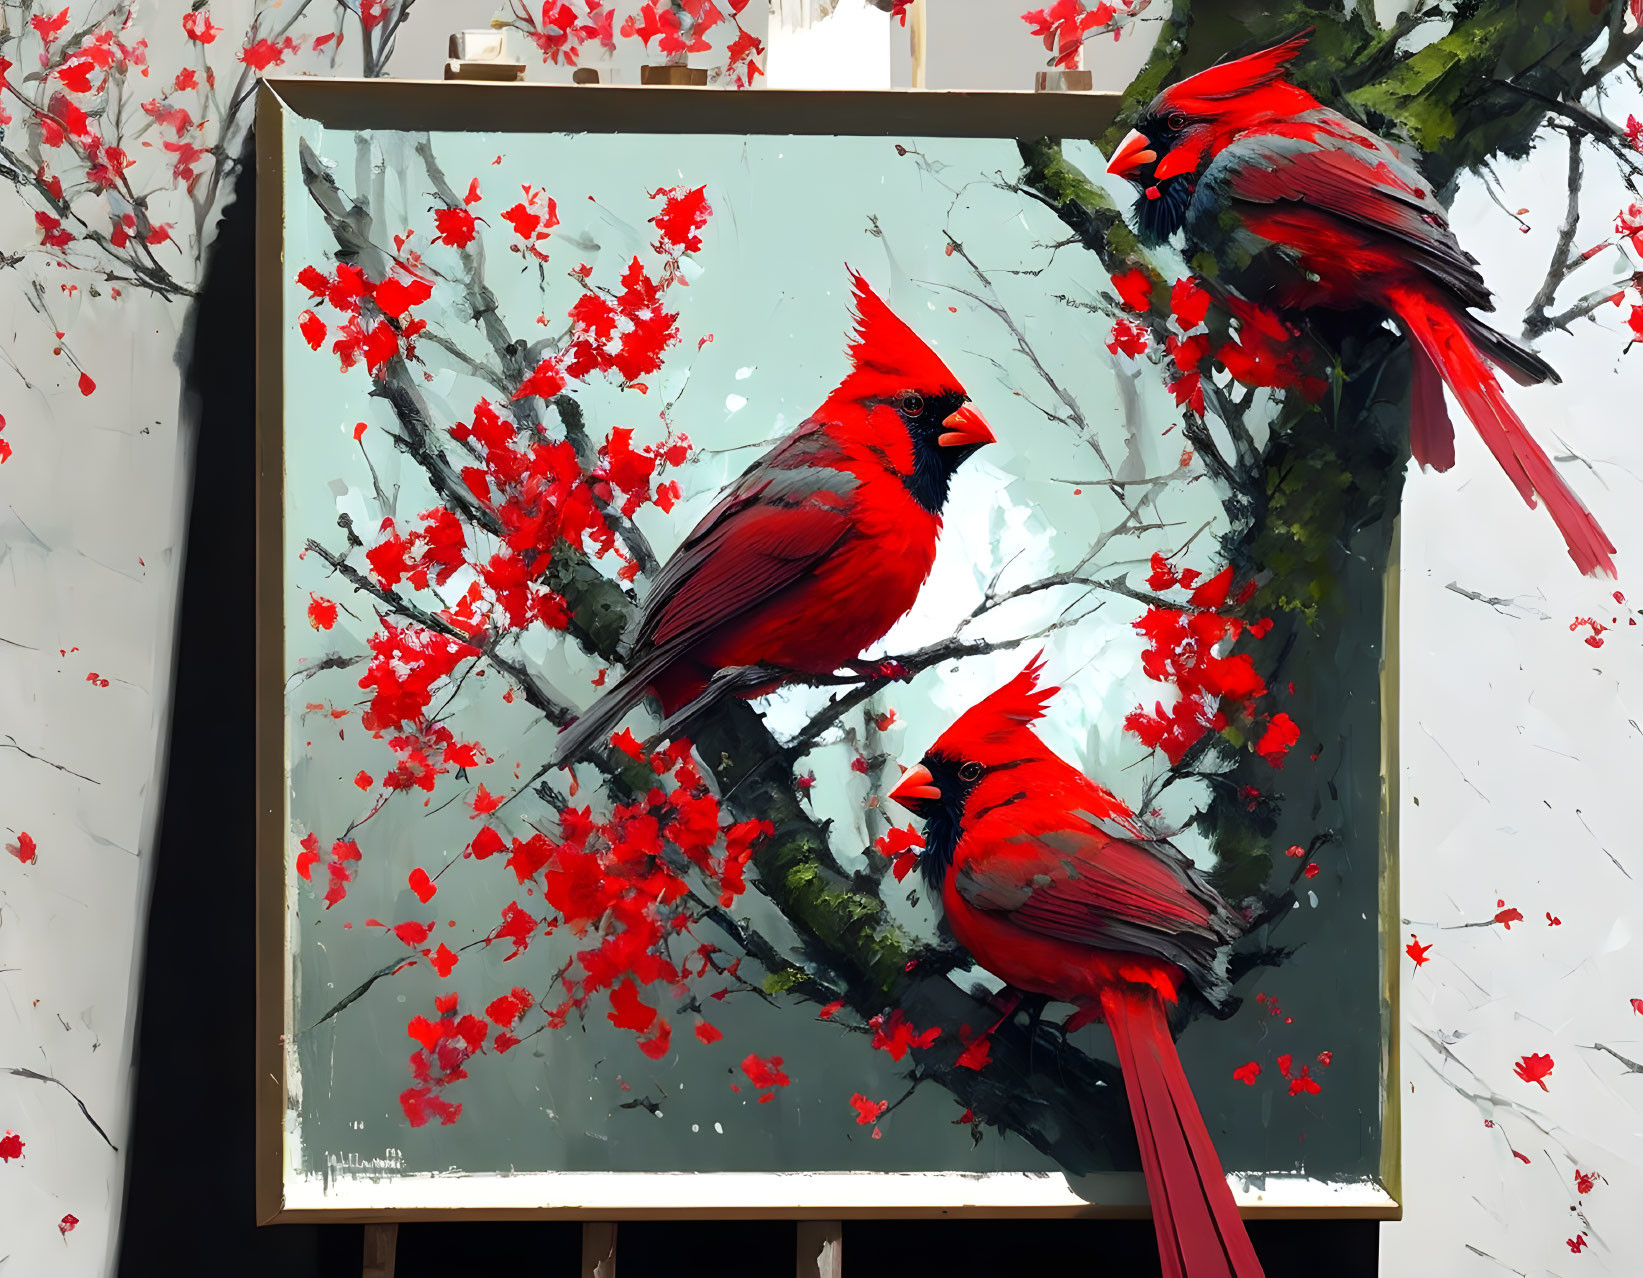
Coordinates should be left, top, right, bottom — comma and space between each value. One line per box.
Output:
112, 129, 1377, 1278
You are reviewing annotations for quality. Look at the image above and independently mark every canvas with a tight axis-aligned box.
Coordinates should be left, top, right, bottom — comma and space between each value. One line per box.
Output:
257, 78, 1402, 1219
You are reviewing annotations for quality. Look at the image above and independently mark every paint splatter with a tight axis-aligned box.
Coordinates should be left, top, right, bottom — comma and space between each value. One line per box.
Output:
1570, 616, 1608, 648
1568, 1234, 1588, 1253
1575, 1169, 1597, 1195
0, 1132, 23, 1161
1288, 1066, 1322, 1096
1513, 1053, 1554, 1091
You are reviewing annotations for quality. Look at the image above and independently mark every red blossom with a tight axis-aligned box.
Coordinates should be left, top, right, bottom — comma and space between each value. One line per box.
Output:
239, 36, 300, 71
1122, 566, 1277, 765
1575, 1169, 1597, 1195
649, 185, 712, 256
1106, 317, 1150, 359
1569, 1234, 1587, 1253
869, 1009, 941, 1061
59, 1213, 78, 1237
429, 944, 459, 977
956, 1024, 992, 1070
1111, 267, 1153, 313
299, 310, 326, 350
875, 823, 925, 882
1169, 276, 1211, 330
1232, 1060, 1260, 1085
1513, 1052, 1554, 1091
306, 594, 338, 630
433, 205, 478, 249
1287, 1065, 1321, 1096
31, 8, 71, 45
1021, 0, 1104, 69
357, 622, 480, 734
0, 1132, 23, 1161
1254, 713, 1300, 767
182, 9, 221, 42
741, 1053, 790, 1089
1494, 905, 1524, 929
408, 868, 437, 903
6, 832, 37, 864
849, 1093, 888, 1125
1406, 934, 1432, 967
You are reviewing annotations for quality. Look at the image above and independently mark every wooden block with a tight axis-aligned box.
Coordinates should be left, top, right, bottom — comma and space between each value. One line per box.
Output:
640, 64, 710, 86
582, 1221, 619, 1278
796, 1220, 843, 1278
444, 59, 527, 82
362, 1224, 398, 1278
1034, 69, 1094, 92
573, 68, 602, 85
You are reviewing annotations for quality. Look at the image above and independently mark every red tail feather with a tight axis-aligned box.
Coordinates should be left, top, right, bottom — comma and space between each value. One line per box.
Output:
1100, 985, 1265, 1278
1387, 284, 1616, 577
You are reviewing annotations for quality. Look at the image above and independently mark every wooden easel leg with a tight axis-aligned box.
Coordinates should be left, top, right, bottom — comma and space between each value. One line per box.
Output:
582, 1222, 619, 1278
362, 1223, 398, 1278
796, 1220, 843, 1278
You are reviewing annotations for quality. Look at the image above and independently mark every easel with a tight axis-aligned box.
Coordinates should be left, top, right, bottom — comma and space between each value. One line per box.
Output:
355, 18, 1079, 1276
358, 1221, 842, 1276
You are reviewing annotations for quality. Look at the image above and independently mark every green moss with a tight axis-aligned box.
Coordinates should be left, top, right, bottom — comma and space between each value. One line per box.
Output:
761, 968, 807, 996
1018, 137, 1112, 216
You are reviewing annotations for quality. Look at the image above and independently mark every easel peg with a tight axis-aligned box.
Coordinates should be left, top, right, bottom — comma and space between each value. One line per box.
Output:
582, 1221, 619, 1278
362, 1223, 398, 1278
796, 1220, 843, 1278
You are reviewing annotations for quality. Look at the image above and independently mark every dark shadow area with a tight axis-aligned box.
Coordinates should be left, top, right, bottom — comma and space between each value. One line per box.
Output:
114, 132, 1379, 1278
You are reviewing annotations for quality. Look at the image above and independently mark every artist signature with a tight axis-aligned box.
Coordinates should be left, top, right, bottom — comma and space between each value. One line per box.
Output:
325, 1149, 406, 1177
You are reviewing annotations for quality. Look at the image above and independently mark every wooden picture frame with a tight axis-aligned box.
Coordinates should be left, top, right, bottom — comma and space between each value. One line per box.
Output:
255, 78, 1401, 1223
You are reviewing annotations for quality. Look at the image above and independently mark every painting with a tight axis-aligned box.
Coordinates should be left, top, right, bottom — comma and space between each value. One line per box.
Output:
258, 75, 1407, 1230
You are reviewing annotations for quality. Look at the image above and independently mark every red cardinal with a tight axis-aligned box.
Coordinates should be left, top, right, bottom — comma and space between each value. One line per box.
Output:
1105, 33, 1615, 577
889, 656, 1261, 1278
551, 270, 995, 765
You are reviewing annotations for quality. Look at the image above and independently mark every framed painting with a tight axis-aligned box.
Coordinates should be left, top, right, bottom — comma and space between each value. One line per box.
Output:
255, 77, 1400, 1222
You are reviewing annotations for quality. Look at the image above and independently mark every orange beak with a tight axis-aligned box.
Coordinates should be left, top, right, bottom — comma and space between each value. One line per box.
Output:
937, 404, 996, 450
1106, 129, 1157, 181
888, 763, 941, 813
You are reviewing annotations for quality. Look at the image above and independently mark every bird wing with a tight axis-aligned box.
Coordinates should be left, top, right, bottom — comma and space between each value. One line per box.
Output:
1200, 114, 1492, 311
953, 815, 1242, 969
628, 421, 860, 658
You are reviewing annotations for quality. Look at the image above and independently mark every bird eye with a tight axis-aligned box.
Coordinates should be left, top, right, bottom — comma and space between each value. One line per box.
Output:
899, 392, 925, 418
958, 761, 983, 782
1166, 112, 1188, 133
